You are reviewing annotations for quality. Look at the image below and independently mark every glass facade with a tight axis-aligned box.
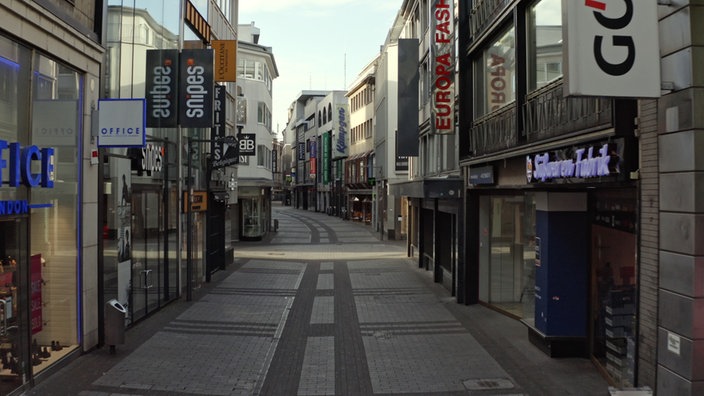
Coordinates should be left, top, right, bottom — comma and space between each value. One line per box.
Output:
474, 26, 516, 116
528, 0, 563, 91
478, 195, 536, 321
0, 34, 81, 393
103, 2, 185, 325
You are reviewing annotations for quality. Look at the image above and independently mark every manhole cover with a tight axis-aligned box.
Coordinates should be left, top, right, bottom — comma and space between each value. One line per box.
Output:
463, 378, 514, 390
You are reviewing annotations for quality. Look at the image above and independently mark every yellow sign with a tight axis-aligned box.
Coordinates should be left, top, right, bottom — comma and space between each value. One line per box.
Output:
212, 40, 237, 82
183, 191, 208, 213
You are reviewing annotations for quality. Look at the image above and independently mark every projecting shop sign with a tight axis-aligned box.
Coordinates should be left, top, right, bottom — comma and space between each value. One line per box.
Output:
145, 49, 179, 127
97, 99, 146, 147
563, 0, 660, 98
179, 49, 214, 127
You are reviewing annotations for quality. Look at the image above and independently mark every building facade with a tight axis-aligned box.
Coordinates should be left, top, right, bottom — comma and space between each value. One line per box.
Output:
100, 0, 239, 342
456, 0, 704, 393
0, 0, 103, 394
386, 0, 463, 296
236, 23, 278, 240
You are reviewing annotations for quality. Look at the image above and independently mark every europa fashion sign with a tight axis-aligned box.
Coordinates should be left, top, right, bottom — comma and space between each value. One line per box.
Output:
563, 0, 660, 98
431, 0, 455, 134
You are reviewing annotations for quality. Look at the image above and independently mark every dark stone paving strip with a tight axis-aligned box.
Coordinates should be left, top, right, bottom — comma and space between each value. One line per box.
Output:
309, 323, 336, 337
258, 262, 319, 396
282, 211, 339, 244
334, 261, 374, 395
160, 328, 276, 337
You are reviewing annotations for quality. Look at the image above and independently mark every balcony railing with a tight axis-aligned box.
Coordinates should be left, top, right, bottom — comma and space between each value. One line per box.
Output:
469, 0, 514, 42
523, 80, 612, 142
469, 80, 614, 157
470, 104, 517, 155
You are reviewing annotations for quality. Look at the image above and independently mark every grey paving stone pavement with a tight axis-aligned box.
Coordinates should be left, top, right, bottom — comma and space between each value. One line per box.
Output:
25, 204, 610, 396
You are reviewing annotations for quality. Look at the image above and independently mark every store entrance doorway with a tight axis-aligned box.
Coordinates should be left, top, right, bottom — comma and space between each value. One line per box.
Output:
129, 186, 164, 323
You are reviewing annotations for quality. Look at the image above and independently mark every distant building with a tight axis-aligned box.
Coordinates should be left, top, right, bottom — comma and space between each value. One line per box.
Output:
236, 22, 279, 240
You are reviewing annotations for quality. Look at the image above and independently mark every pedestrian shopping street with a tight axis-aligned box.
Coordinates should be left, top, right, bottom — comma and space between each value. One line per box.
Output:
27, 205, 608, 396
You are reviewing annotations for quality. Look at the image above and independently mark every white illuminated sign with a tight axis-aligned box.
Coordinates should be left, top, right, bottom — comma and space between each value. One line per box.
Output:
563, 0, 660, 98
527, 143, 620, 182
98, 99, 147, 147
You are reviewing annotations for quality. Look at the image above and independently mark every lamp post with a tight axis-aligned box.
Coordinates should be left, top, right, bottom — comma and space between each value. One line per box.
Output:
186, 135, 237, 301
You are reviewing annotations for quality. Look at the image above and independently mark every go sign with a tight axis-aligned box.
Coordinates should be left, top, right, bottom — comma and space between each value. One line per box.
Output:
238, 133, 256, 156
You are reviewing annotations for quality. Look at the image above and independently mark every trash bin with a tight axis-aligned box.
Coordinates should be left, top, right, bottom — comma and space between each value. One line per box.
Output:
105, 299, 127, 353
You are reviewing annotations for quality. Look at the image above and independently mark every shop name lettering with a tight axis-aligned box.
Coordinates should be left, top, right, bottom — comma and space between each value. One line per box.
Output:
529, 144, 616, 182
433, 0, 454, 131
336, 107, 348, 153
585, 0, 635, 76
150, 62, 174, 119
184, 63, 208, 119
0, 140, 55, 188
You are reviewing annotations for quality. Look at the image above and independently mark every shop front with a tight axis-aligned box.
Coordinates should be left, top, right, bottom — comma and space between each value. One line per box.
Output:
239, 186, 272, 241
0, 34, 84, 394
466, 138, 639, 387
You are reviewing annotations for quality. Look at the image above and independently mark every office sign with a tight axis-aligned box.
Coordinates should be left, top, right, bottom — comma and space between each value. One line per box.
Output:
32, 100, 78, 146
431, 0, 455, 134
563, 0, 660, 98
145, 49, 179, 127
179, 49, 214, 127
212, 40, 237, 82
238, 133, 256, 156
98, 99, 146, 147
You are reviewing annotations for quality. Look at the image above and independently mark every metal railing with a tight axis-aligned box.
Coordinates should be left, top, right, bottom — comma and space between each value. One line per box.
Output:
468, 80, 614, 157
469, 0, 514, 42
523, 80, 612, 142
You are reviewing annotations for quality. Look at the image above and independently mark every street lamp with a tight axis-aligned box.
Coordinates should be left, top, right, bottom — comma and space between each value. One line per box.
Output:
185, 134, 237, 301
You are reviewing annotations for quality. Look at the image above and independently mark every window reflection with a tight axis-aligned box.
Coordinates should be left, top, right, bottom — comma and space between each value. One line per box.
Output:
528, 0, 563, 91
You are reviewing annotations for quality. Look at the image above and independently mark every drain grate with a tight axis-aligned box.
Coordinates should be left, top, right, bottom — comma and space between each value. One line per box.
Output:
463, 378, 515, 391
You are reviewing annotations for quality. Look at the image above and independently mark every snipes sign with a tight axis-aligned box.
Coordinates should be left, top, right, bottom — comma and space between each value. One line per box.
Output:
563, 0, 660, 98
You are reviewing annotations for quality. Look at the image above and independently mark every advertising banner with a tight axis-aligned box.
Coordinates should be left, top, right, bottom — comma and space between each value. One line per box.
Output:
145, 49, 179, 127
397, 39, 420, 156
211, 85, 238, 169
332, 104, 349, 159
212, 40, 237, 82
431, 0, 455, 134
563, 0, 660, 98
179, 49, 214, 127
98, 99, 146, 147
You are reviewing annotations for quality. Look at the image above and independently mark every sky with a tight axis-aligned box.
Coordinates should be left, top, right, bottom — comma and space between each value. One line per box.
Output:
239, 0, 402, 135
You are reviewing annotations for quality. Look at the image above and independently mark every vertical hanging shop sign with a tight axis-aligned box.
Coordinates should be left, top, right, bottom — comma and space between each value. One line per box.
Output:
212, 40, 237, 82
179, 49, 214, 127
563, 0, 660, 98
431, 0, 455, 134
145, 49, 179, 127
397, 39, 420, 156
332, 104, 349, 159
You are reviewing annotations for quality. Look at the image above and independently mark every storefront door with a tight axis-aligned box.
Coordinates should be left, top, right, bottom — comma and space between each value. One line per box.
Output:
130, 186, 164, 323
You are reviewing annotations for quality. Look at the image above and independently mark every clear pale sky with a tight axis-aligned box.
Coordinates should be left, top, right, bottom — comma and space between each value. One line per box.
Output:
239, 0, 402, 135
